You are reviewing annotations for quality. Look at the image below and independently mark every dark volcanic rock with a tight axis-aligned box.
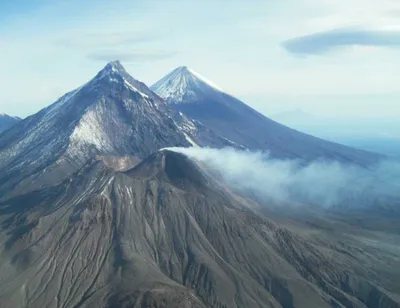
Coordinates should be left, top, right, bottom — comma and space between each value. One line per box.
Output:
0, 150, 398, 308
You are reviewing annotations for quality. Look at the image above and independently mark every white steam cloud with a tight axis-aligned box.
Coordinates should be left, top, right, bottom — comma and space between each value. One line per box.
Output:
167, 147, 400, 208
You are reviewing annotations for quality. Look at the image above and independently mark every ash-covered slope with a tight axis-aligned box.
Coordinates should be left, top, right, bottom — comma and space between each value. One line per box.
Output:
0, 150, 398, 308
0, 61, 231, 197
0, 113, 21, 133
151, 67, 381, 164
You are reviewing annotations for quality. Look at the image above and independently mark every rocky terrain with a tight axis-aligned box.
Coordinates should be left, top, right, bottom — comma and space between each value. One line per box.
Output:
0, 151, 399, 307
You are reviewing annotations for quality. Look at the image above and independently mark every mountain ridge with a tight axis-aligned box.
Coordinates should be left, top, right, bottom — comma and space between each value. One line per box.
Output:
0, 62, 232, 198
0, 113, 21, 134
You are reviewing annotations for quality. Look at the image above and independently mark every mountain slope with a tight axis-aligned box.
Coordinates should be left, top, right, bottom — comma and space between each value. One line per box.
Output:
0, 150, 398, 308
0, 113, 21, 133
151, 67, 381, 165
0, 61, 231, 197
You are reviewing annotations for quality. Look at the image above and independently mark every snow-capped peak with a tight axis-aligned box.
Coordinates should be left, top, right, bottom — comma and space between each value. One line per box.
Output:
85, 60, 153, 101
96, 60, 127, 79
185, 67, 223, 92
151, 66, 223, 103
105, 60, 126, 72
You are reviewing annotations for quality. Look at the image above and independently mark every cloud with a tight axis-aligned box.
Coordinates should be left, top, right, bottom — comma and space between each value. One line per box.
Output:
167, 147, 400, 208
58, 32, 161, 49
87, 50, 177, 63
59, 31, 177, 63
58, 31, 177, 64
282, 28, 400, 56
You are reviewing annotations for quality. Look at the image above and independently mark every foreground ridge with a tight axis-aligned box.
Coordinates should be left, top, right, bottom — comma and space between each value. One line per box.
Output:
0, 151, 398, 307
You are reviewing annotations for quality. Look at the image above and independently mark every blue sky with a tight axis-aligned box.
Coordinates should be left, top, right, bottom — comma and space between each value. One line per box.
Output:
1, 0, 400, 118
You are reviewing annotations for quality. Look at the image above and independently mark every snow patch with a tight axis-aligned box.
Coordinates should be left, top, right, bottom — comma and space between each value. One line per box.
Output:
187, 68, 223, 92
123, 79, 149, 99
183, 133, 198, 147
68, 105, 113, 154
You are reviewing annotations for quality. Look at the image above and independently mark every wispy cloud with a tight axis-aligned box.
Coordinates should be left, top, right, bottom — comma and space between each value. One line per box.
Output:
58, 32, 161, 48
282, 28, 400, 56
87, 50, 177, 63
167, 147, 400, 208
60, 31, 177, 63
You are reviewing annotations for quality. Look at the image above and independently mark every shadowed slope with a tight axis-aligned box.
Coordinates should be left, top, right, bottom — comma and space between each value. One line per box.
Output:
0, 114, 21, 134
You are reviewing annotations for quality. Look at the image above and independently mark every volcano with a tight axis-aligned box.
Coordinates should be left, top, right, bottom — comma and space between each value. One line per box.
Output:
151, 66, 381, 164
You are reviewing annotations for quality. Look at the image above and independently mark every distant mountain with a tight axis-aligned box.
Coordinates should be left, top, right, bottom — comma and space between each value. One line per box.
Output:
340, 137, 400, 158
0, 113, 21, 133
271, 110, 400, 157
151, 66, 225, 104
151, 67, 381, 165
0, 61, 230, 197
0, 150, 398, 308
270, 109, 318, 125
